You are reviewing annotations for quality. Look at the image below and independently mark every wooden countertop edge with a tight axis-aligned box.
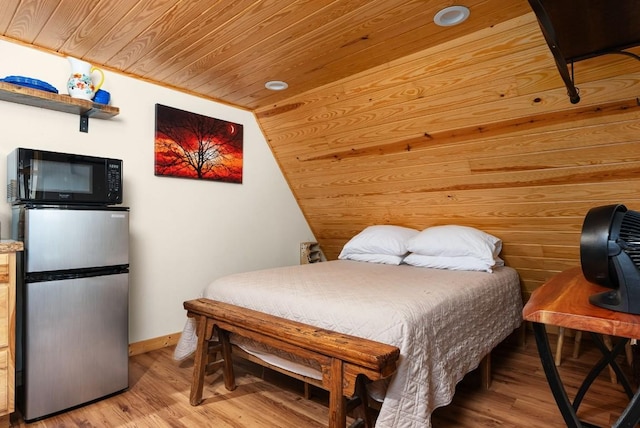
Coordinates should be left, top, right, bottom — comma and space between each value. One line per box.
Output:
523, 266, 640, 339
0, 241, 23, 253
524, 309, 640, 339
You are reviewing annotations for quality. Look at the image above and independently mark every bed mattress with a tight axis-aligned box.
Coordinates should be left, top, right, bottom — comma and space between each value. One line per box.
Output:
175, 260, 522, 427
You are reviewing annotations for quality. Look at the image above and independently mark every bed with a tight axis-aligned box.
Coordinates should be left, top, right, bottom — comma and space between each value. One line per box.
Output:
174, 225, 523, 427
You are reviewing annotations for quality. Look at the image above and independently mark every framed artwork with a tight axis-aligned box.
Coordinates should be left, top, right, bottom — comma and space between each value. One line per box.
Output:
154, 104, 243, 183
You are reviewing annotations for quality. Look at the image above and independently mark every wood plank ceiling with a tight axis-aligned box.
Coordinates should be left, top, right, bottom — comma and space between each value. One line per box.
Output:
0, 0, 532, 110
3, 1, 640, 296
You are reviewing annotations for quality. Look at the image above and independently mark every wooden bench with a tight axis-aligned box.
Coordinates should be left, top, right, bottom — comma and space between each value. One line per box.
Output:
184, 298, 400, 428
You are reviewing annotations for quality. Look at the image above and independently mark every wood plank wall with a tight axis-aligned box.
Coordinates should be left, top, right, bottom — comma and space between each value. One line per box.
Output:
255, 12, 640, 301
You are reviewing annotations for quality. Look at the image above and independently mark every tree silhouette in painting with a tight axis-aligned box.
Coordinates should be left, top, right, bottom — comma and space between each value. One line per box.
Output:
154, 104, 243, 183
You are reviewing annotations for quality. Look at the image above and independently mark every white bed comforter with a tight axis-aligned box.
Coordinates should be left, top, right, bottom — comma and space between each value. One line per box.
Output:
174, 260, 522, 427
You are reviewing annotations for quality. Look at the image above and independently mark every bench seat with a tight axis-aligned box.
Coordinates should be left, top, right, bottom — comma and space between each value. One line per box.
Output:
184, 298, 400, 428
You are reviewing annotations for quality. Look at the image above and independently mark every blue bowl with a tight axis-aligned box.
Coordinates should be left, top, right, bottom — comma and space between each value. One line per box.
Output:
93, 89, 111, 105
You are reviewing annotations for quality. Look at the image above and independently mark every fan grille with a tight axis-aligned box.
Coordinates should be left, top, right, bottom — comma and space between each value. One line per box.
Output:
620, 210, 640, 268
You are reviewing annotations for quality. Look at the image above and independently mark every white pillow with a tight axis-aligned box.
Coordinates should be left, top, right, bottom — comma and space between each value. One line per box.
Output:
403, 253, 504, 272
338, 225, 419, 259
407, 225, 502, 264
341, 253, 405, 265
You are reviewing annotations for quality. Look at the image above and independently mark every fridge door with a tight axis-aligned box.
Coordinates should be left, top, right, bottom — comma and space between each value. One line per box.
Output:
23, 206, 129, 273
22, 272, 129, 421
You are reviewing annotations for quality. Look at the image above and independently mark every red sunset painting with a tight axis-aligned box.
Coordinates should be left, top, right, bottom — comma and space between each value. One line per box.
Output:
154, 104, 243, 183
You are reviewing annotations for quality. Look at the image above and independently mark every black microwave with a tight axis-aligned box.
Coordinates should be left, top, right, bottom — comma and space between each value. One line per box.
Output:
7, 148, 122, 205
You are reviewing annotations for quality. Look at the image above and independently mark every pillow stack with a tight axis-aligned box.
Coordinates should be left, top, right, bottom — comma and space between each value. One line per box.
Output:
404, 225, 503, 272
338, 224, 503, 272
338, 225, 419, 265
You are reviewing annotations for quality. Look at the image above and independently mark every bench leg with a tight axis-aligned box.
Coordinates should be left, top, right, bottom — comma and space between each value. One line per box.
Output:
328, 358, 347, 428
354, 375, 373, 428
217, 327, 236, 391
190, 315, 215, 405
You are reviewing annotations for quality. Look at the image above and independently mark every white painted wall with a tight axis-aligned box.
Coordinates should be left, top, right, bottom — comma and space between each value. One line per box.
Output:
0, 40, 315, 343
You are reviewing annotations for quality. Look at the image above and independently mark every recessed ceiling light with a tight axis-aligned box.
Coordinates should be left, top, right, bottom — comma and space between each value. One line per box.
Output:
265, 80, 288, 91
434, 5, 470, 27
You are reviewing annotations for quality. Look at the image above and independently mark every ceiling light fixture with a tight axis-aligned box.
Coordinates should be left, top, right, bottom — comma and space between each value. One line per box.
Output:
433, 5, 470, 27
265, 80, 288, 91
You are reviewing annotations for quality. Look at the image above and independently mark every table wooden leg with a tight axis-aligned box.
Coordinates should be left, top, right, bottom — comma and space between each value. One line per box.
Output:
555, 327, 565, 366
603, 335, 617, 383
573, 330, 582, 359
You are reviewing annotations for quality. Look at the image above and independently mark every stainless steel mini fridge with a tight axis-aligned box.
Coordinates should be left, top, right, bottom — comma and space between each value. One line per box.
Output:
13, 205, 129, 421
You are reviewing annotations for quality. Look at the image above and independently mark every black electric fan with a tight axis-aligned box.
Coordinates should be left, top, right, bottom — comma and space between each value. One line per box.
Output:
580, 204, 640, 314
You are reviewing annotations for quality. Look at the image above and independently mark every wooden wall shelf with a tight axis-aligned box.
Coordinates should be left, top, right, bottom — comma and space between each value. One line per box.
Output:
0, 81, 119, 132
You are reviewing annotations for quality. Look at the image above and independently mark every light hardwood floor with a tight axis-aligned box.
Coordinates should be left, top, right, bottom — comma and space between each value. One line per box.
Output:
9, 330, 636, 427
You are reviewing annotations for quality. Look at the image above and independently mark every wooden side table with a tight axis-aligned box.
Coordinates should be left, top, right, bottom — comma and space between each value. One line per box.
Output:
523, 267, 640, 427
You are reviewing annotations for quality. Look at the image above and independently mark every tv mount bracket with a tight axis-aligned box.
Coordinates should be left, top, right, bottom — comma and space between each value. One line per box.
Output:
528, 0, 640, 104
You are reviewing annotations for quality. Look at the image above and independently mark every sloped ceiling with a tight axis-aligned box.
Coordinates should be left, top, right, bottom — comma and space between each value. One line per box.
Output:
4, 1, 640, 294
0, 0, 532, 110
